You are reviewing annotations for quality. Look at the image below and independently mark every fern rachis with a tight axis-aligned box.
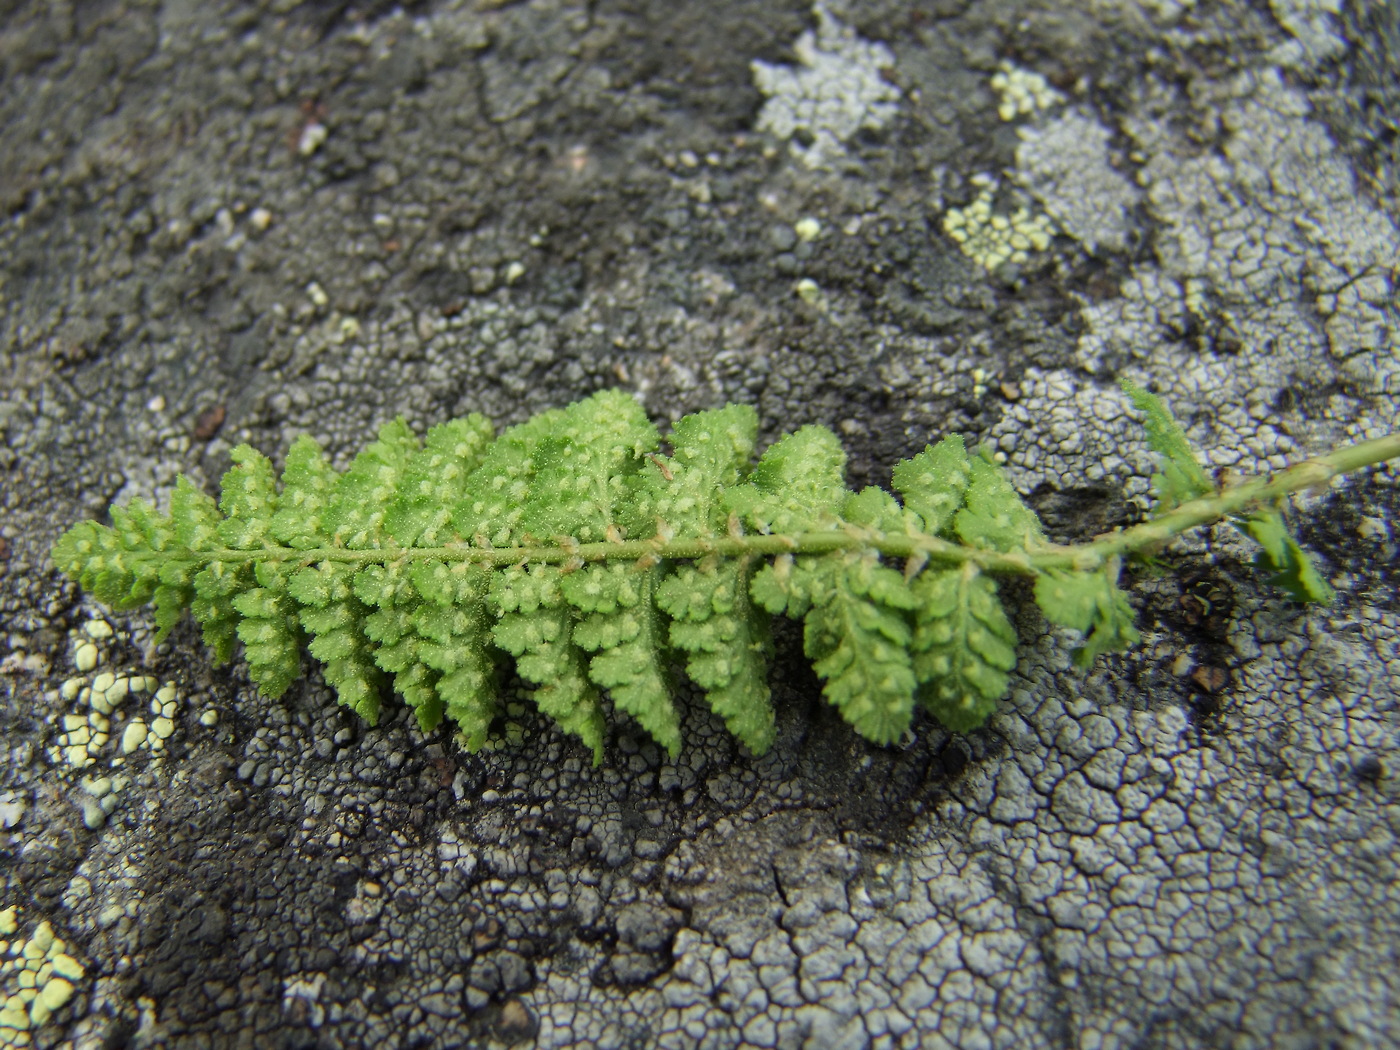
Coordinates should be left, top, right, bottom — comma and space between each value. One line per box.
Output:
52, 385, 1400, 762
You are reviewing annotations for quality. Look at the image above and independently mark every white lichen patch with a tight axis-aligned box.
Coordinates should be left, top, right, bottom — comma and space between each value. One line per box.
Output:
752, 2, 900, 169
1079, 69, 1400, 448
991, 62, 1063, 122
146, 682, 182, 754
943, 184, 1056, 270
1015, 109, 1140, 253
0, 908, 86, 1047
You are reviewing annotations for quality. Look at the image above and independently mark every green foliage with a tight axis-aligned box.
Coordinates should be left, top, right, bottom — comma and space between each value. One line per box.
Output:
1034, 561, 1141, 668
1127, 380, 1334, 603
656, 559, 774, 754
1236, 508, 1334, 604
954, 450, 1046, 552
1121, 380, 1214, 508
490, 564, 606, 762
725, 424, 847, 534
52, 386, 1373, 763
892, 435, 970, 535
800, 555, 920, 746
911, 565, 1018, 731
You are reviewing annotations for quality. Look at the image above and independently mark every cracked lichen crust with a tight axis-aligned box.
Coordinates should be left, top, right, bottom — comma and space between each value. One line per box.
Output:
51, 387, 1398, 762
751, 2, 900, 169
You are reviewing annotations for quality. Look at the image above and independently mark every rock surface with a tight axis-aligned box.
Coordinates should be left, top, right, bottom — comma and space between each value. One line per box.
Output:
1, 1, 1396, 1048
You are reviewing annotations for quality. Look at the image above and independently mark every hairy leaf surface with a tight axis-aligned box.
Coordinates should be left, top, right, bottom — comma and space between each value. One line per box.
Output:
656, 559, 774, 754
726, 424, 846, 534
955, 451, 1046, 553
490, 564, 606, 763
892, 435, 971, 536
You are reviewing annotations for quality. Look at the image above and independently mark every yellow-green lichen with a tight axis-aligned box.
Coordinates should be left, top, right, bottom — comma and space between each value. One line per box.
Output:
990, 62, 1063, 121
943, 187, 1056, 269
0, 912, 86, 1047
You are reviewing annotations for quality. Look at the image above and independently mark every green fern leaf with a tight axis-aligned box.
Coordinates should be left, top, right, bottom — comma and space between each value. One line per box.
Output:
490, 564, 606, 763
269, 436, 339, 549
100, 500, 177, 609
798, 554, 919, 745
152, 478, 223, 639
52, 389, 1398, 759
290, 562, 382, 723
725, 424, 847, 534
1121, 380, 1214, 510
563, 563, 679, 755
190, 560, 247, 665
843, 486, 907, 532
954, 451, 1046, 552
627, 404, 759, 537
521, 391, 660, 543
52, 518, 147, 611
324, 419, 420, 549
170, 476, 225, 551
230, 562, 302, 698
386, 416, 496, 548
748, 554, 800, 617
348, 564, 430, 712
149, 584, 190, 643
404, 561, 498, 749
910, 564, 1017, 731
218, 446, 281, 549
1034, 559, 1141, 667
656, 559, 774, 754
1236, 507, 1334, 603
453, 408, 567, 547
892, 435, 971, 536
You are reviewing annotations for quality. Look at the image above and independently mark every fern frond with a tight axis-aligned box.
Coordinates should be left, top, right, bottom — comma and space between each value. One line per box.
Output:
269, 436, 338, 549
892, 435, 970, 536
232, 563, 303, 698
1235, 507, 1335, 604
563, 563, 679, 755
50, 389, 1400, 762
350, 563, 436, 726
386, 416, 495, 548
290, 562, 383, 723
726, 424, 847, 534
954, 450, 1046, 552
800, 554, 920, 745
324, 419, 420, 549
